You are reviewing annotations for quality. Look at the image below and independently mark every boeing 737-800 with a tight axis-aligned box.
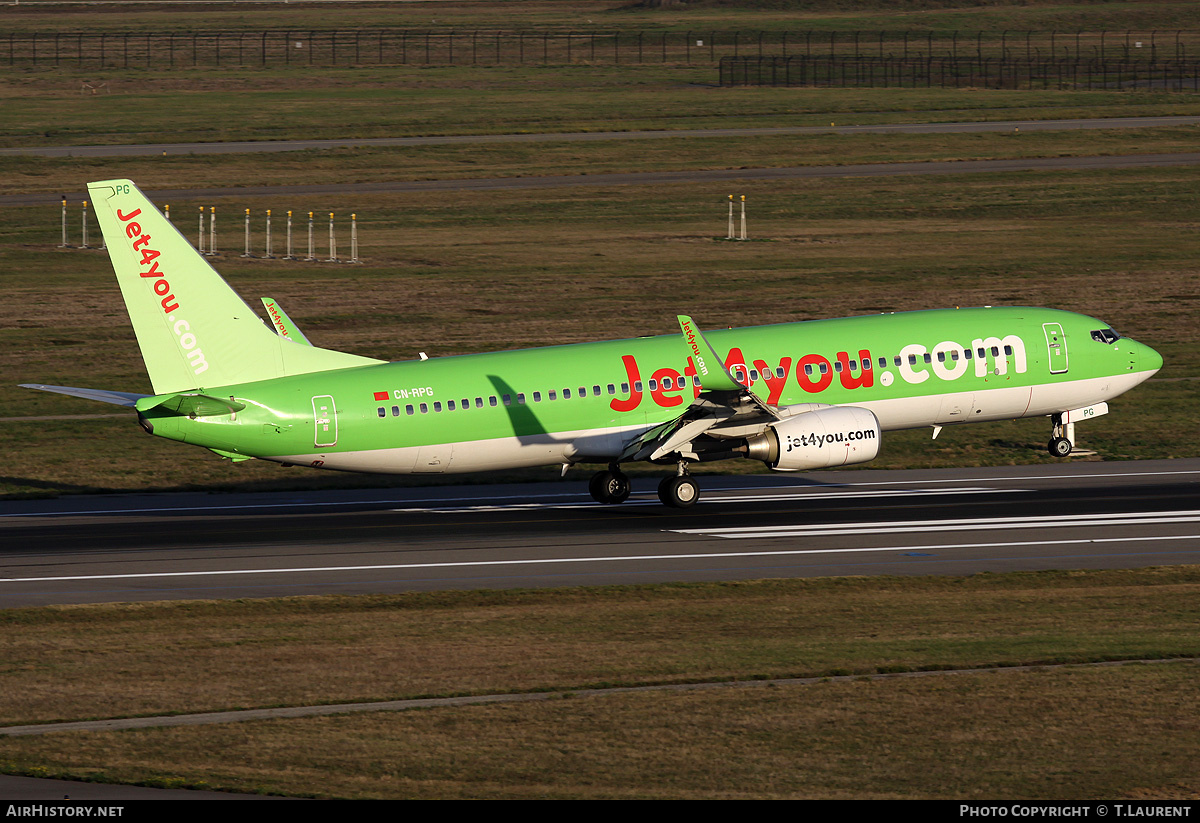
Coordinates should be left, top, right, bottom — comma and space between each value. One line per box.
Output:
23, 179, 1163, 508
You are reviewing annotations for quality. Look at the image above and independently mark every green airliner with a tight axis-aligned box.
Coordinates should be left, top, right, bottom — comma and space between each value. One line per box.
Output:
24, 179, 1163, 508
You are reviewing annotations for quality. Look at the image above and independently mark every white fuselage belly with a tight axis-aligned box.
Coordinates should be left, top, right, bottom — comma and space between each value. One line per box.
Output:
269, 369, 1156, 475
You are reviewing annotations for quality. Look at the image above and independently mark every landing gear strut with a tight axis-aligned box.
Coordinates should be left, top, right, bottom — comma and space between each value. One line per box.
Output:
589, 464, 631, 504
658, 462, 699, 509
1047, 413, 1073, 457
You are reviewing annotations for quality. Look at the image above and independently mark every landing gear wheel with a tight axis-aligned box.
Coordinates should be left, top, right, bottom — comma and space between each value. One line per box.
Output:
589, 470, 631, 504
1048, 437, 1073, 458
658, 475, 700, 509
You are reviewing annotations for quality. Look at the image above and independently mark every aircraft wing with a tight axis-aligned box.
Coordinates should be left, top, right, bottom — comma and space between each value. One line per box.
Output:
619, 316, 782, 462
20, 384, 148, 407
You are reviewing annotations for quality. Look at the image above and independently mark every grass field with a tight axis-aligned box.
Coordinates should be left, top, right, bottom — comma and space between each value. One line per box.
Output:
1, 569, 1198, 799
2, 0, 1200, 800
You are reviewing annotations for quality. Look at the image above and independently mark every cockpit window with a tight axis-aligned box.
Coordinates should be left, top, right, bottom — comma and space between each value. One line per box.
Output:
1091, 328, 1121, 344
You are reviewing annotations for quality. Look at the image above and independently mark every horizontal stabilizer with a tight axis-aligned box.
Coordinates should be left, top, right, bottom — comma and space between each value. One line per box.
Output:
20, 384, 147, 407
135, 392, 247, 417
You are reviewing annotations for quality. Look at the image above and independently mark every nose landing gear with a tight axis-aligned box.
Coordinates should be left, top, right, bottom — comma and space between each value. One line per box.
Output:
1047, 413, 1074, 457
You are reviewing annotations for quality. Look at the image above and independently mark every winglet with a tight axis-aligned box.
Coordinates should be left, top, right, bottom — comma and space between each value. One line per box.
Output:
261, 297, 313, 346
676, 315, 778, 418
676, 315, 742, 392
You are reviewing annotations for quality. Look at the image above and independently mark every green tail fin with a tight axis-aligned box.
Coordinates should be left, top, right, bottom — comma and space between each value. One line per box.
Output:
87, 179, 382, 394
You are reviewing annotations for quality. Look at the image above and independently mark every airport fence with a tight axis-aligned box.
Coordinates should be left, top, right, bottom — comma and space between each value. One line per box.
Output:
718, 55, 1200, 91
3, 29, 1198, 70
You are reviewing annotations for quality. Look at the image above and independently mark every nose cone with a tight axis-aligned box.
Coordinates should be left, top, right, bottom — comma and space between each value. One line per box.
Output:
1138, 340, 1164, 375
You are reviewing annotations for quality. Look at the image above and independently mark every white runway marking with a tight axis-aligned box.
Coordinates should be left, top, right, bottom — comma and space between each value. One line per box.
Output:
4, 466, 1198, 519
4, 530, 1199, 585
671, 510, 1200, 539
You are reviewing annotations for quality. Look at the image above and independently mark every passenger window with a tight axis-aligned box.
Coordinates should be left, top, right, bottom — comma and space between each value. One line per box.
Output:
833, 361, 843, 373
433, 401, 442, 412
775, 368, 784, 379
420, 403, 428, 414
663, 377, 674, 389
607, 384, 615, 395
635, 381, 643, 392
937, 352, 946, 362
407, 405, 415, 415
533, 392, 541, 402
475, 397, 483, 408
649, 379, 658, 391
819, 363, 828, 374
503, 394, 512, 406
377, 407, 386, 418
923, 353, 932, 364
516, 393, 525, 405
748, 370, 758, 381
549, 390, 557, 401
592, 385, 601, 396
447, 400, 456, 411
1003, 345, 1013, 356
392, 405, 400, 416
563, 388, 571, 399
489, 396, 498, 407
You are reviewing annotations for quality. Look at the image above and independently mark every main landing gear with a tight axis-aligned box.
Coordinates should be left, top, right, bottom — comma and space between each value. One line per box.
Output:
658, 463, 699, 509
588, 465, 631, 504
588, 462, 700, 509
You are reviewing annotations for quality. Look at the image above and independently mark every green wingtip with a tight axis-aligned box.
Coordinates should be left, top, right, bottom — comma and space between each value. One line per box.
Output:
676, 315, 741, 392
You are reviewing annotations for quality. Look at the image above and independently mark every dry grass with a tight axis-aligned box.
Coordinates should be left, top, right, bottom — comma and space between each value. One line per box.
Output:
1, 569, 1198, 798
2, 569, 1198, 726
0, 659, 1197, 797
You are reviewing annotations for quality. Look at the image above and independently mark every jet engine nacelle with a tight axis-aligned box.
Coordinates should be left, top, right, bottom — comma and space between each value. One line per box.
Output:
744, 406, 881, 471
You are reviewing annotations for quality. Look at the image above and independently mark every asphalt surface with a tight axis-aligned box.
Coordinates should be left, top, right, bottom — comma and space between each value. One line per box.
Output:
4, 115, 1199, 159
8, 152, 1200, 207
3, 458, 1199, 607
5, 114, 1200, 206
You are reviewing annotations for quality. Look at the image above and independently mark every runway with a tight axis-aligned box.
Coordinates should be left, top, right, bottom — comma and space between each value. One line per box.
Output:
6, 152, 1200, 208
4, 115, 1198, 158
3, 458, 1199, 607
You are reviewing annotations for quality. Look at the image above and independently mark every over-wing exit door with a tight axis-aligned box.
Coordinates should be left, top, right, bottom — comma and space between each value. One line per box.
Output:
1043, 323, 1068, 374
